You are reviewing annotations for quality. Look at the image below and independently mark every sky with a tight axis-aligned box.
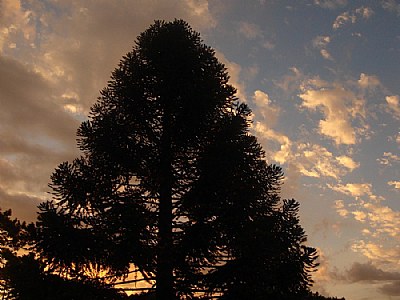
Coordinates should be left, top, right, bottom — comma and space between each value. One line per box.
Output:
0, 0, 399, 299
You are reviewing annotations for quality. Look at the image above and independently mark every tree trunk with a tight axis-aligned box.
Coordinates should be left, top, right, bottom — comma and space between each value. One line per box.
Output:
156, 111, 174, 300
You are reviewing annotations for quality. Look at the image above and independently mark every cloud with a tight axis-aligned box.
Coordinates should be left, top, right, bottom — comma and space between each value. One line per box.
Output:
238, 21, 262, 40
363, 202, 400, 238
329, 183, 383, 202
388, 181, 400, 190
311, 248, 332, 295
313, 0, 347, 9
377, 152, 400, 166
336, 155, 360, 170
0, 56, 78, 144
0, 1, 220, 222
352, 241, 400, 266
382, 0, 400, 15
355, 7, 374, 19
0, 185, 43, 222
215, 50, 247, 102
386, 95, 400, 119
0, 0, 37, 53
334, 200, 349, 217
296, 144, 358, 179
345, 262, 400, 282
346, 202, 400, 272
312, 35, 333, 60
335, 262, 400, 296
358, 73, 381, 90
380, 281, 400, 296
253, 122, 291, 164
333, 12, 356, 29
333, 6, 374, 30
252, 90, 280, 125
274, 67, 304, 93
299, 80, 361, 145
13, 0, 217, 113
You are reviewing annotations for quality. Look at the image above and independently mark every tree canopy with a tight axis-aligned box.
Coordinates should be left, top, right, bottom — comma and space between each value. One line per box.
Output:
0, 20, 340, 300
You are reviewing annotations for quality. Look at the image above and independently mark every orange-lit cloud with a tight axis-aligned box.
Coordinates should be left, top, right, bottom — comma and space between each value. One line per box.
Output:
358, 73, 381, 90
252, 90, 280, 125
377, 152, 400, 166
329, 183, 383, 202
388, 181, 400, 190
0, 0, 37, 52
253, 122, 291, 164
299, 79, 364, 145
386, 95, 400, 119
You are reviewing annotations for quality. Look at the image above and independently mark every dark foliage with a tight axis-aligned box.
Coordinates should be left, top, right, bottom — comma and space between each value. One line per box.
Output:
0, 209, 127, 299
0, 20, 339, 300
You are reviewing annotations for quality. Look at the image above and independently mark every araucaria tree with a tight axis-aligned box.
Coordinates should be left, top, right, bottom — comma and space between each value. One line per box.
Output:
34, 20, 318, 299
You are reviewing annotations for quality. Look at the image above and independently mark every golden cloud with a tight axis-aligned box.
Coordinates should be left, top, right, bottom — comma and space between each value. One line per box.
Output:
386, 95, 400, 119
299, 83, 359, 145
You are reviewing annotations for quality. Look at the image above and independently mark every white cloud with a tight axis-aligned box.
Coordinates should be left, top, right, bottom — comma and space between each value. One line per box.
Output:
334, 200, 349, 217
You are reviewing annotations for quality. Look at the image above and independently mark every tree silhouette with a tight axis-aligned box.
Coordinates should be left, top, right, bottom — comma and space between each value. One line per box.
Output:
1, 20, 328, 299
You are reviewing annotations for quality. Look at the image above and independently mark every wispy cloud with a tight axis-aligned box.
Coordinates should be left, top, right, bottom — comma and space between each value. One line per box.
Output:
312, 35, 334, 60
329, 183, 383, 201
382, 0, 400, 16
333, 6, 374, 30
358, 73, 381, 90
314, 0, 348, 9
239, 21, 263, 40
